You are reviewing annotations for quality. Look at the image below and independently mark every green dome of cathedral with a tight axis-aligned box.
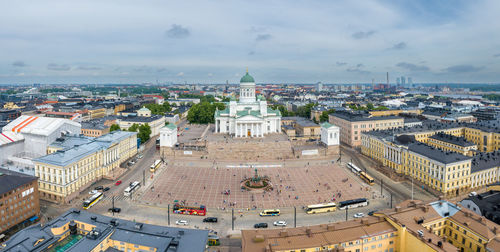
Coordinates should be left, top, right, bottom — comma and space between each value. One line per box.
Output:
240, 71, 255, 83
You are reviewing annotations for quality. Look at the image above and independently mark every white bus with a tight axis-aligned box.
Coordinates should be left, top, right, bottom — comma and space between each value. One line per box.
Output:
124, 181, 140, 197
347, 162, 362, 174
306, 203, 337, 214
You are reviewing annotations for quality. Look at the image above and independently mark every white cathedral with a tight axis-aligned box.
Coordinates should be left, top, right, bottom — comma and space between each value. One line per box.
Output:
214, 71, 281, 138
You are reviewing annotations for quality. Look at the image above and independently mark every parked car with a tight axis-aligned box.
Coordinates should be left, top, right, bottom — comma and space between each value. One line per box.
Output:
368, 210, 376, 216
137, 154, 143, 159
175, 220, 189, 226
103, 187, 110, 192
273, 221, 287, 227
115, 180, 122, 186
203, 217, 218, 223
108, 207, 121, 213
353, 213, 365, 218
95, 186, 104, 190
469, 191, 477, 197
89, 190, 98, 195
254, 223, 268, 228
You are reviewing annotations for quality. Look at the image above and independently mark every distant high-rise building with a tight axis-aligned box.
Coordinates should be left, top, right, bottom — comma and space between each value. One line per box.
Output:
396, 77, 401, 86
407, 77, 413, 88
401, 76, 406, 86
316, 82, 323, 92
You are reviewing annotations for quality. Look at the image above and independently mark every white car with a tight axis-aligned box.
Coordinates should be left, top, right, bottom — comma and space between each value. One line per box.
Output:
175, 220, 189, 226
89, 190, 98, 195
353, 213, 365, 218
273, 221, 287, 227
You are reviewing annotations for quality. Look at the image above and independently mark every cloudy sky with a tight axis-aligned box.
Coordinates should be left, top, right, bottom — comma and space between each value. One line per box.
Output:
1, 0, 499, 84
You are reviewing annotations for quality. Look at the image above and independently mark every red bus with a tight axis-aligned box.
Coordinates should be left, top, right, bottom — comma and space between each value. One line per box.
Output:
173, 204, 206, 216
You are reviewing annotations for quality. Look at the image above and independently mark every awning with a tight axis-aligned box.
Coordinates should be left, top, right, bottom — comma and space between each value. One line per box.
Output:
29, 216, 39, 222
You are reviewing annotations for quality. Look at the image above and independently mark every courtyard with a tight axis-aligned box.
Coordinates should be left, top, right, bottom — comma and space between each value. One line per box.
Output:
140, 159, 371, 209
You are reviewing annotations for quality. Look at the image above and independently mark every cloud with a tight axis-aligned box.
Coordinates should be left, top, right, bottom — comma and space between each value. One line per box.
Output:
396, 62, 430, 71
166, 24, 190, 39
77, 66, 101, 70
47, 63, 71, 71
336, 62, 347, 66
207, 73, 213, 77
248, 51, 255, 55
443, 65, 484, 73
256, 34, 272, 41
346, 64, 370, 74
176, 72, 184, 76
12, 61, 26, 67
390, 42, 407, 50
16, 73, 25, 76
493, 53, 500, 58
351, 30, 375, 39
156, 67, 167, 72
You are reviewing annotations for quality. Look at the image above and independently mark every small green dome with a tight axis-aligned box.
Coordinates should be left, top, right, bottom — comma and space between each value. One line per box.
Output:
240, 72, 255, 83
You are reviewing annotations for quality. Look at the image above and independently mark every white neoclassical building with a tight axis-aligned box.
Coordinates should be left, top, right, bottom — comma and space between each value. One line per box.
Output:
214, 71, 281, 138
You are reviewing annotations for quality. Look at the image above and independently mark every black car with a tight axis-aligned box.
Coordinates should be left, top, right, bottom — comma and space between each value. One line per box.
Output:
108, 207, 121, 213
254, 223, 268, 228
103, 187, 110, 192
368, 210, 376, 216
203, 217, 218, 223
95, 186, 104, 190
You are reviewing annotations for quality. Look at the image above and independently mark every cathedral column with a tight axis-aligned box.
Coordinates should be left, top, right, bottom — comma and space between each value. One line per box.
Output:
215, 119, 219, 133
252, 123, 255, 137
235, 122, 239, 137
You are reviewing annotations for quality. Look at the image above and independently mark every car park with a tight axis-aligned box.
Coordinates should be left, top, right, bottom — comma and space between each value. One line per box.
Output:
203, 217, 218, 223
175, 220, 189, 226
273, 221, 287, 227
254, 223, 268, 228
353, 213, 365, 218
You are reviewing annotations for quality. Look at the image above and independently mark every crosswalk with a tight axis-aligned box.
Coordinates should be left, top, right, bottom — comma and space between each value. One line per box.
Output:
101, 194, 134, 202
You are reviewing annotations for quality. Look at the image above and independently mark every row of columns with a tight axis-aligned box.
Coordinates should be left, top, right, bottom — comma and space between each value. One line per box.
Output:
235, 122, 264, 138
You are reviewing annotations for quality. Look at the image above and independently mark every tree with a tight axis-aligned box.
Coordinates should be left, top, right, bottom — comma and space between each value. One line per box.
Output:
144, 103, 171, 115
296, 103, 316, 118
110, 124, 120, 132
187, 102, 226, 124
137, 124, 152, 143
366, 103, 375, 110
320, 109, 336, 122
128, 123, 139, 132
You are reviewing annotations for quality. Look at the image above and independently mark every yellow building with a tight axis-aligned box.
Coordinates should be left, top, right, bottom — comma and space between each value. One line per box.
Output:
242, 200, 500, 252
3, 102, 24, 109
34, 131, 137, 203
361, 120, 500, 197
1, 209, 208, 251
369, 109, 422, 117
329, 111, 404, 147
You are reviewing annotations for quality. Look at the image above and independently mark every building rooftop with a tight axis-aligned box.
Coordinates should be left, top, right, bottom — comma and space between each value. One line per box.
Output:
81, 121, 108, 130
0, 168, 37, 196
48, 135, 95, 150
2, 115, 81, 137
118, 115, 163, 123
471, 151, 500, 173
2, 209, 208, 252
429, 132, 476, 147
408, 143, 472, 164
242, 216, 397, 252
331, 111, 402, 122
462, 190, 500, 225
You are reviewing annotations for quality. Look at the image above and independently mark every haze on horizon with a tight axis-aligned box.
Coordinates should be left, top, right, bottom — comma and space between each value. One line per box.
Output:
1, 0, 499, 84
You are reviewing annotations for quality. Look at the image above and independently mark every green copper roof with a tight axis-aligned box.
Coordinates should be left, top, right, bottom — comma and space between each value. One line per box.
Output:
165, 123, 177, 130
257, 95, 266, 101
267, 107, 281, 116
240, 72, 255, 83
321, 122, 335, 128
236, 109, 262, 118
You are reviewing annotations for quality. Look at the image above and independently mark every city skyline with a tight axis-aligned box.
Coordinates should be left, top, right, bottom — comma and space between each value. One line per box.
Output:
1, 0, 500, 84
